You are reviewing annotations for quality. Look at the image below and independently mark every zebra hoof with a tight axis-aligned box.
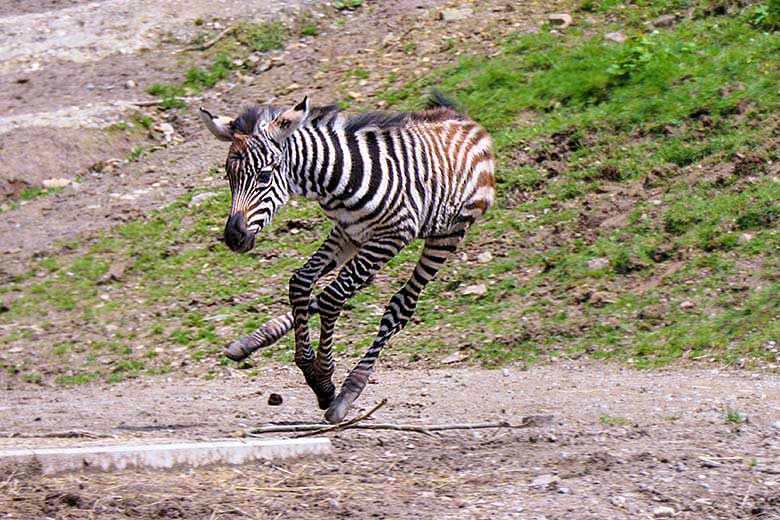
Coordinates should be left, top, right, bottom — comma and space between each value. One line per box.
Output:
317, 388, 335, 410
324, 400, 350, 424
223, 340, 252, 362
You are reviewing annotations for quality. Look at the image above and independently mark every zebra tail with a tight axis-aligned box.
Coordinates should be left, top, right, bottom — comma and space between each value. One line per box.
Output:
425, 89, 459, 111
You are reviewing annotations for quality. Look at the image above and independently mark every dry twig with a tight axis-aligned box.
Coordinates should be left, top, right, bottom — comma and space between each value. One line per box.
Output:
175, 26, 234, 54
5, 429, 111, 439
295, 398, 389, 438
243, 402, 534, 438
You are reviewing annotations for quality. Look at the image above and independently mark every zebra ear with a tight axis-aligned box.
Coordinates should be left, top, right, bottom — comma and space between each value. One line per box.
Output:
199, 107, 235, 142
267, 96, 309, 143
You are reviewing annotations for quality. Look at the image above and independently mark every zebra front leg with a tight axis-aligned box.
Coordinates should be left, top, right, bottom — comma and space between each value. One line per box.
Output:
312, 235, 409, 416
224, 270, 347, 362
224, 312, 294, 361
290, 228, 355, 409
325, 236, 458, 423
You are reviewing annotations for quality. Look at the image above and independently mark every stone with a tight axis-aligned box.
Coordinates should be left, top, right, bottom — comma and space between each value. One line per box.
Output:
188, 191, 218, 208
530, 473, 559, 489
441, 351, 468, 364
738, 232, 754, 244
548, 13, 573, 29
605, 31, 627, 43
476, 251, 493, 263
588, 257, 610, 270
268, 393, 283, 406
98, 262, 129, 285
124, 79, 136, 89
646, 14, 676, 28
440, 7, 473, 22
153, 122, 176, 143
652, 506, 676, 518
772, 420, 780, 429
461, 283, 487, 296
679, 300, 694, 309
42, 178, 71, 189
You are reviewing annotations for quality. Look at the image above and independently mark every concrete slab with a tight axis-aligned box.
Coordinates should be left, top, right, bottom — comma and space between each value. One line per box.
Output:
0, 438, 332, 475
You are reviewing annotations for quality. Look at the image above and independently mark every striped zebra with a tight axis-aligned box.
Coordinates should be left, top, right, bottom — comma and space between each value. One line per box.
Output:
199, 93, 495, 423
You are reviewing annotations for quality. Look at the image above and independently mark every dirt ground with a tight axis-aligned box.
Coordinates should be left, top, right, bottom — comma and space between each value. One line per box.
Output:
2, 0, 780, 519
2, 364, 780, 519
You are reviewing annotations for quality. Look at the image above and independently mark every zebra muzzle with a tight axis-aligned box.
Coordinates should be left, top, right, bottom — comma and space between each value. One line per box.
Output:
224, 212, 256, 253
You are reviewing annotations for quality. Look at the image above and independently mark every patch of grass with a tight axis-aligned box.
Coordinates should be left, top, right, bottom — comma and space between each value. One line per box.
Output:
725, 407, 748, 424
300, 22, 319, 37
56, 372, 99, 386
599, 415, 631, 426
333, 0, 363, 11
232, 21, 288, 52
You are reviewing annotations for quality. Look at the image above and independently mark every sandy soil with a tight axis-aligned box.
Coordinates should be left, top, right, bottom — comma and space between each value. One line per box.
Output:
3, 0, 779, 519
2, 364, 780, 519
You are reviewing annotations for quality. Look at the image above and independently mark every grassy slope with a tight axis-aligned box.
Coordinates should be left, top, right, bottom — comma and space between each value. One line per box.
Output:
2, 1, 780, 386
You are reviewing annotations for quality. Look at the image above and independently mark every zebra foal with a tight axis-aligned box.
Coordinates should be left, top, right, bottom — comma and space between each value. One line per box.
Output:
200, 93, 495, 423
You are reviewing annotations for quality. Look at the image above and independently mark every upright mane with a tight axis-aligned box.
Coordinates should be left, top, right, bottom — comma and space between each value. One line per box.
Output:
232, 91, 466, 137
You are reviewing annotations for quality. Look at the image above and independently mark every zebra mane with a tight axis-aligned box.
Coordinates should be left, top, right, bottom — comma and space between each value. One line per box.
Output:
233, 93, 464, 137
232, 105, 284, 135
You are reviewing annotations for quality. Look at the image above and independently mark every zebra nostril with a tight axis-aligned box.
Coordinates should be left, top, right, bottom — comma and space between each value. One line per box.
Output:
224, 213, 254, 252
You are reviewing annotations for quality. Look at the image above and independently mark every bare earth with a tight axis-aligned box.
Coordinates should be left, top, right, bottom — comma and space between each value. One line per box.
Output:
2, 0, 780, 519
2, 364, 780, 519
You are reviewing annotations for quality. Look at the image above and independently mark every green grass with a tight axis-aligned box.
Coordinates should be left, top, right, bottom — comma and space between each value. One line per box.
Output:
146, 21, 289, 110
379, 5, 780, 367
4, 3, 780, 387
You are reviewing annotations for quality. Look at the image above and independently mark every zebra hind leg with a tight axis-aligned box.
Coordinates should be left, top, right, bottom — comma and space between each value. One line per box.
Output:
324, 234, 461, 424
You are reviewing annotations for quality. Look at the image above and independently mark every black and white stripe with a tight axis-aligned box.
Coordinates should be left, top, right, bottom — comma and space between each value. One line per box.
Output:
201, 93, 495, 423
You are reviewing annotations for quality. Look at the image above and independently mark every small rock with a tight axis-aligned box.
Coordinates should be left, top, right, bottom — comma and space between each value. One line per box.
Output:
124, 79, 136, 89
42, 178, 71, 189
188, 191, 218, 208
558, 486, 571, 494
605, 31, 627, 44
530, 474, 559, 489
676, 462, 687, 472
679, 300, 694, 309
588, 257, 610, 270
255, 59, 272, 73
652, 506, 676, 518
98, 262, 128, 285
548, 13, 573, 29
441, 351, 468, 364
502, 368, 510, 377
152, 122, 176, 143
267, 393, 283, 406
461, 283, 487, 296
476, 251, 493, 263
440, 7, 473, 22
646, 14, 676, 28
590, 291, 615, 307
609, 495, 627, 507
738, 232, 754, 244
772, 420, 780, 429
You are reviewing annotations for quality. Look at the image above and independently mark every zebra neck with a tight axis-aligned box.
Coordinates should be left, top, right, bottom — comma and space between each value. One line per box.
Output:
284, 127, 353, 203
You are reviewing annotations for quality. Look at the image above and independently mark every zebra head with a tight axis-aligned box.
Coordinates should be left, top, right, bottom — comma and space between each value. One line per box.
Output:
199, 98, 310, 253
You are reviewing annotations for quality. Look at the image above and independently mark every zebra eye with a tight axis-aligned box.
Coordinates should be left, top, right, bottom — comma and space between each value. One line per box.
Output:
257, 166, 273, 183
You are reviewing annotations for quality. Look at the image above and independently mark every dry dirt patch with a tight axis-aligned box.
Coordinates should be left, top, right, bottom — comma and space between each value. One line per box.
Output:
2, 364, 780, 519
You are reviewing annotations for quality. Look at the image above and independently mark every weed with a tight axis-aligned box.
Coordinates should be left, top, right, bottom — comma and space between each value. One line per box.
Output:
725, 407, 747, 424
333, 0, 363, 10
300, 22, 319, 37
599, 415, 631, 426
233, 22, 287, 52
747, 0, 780, 31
